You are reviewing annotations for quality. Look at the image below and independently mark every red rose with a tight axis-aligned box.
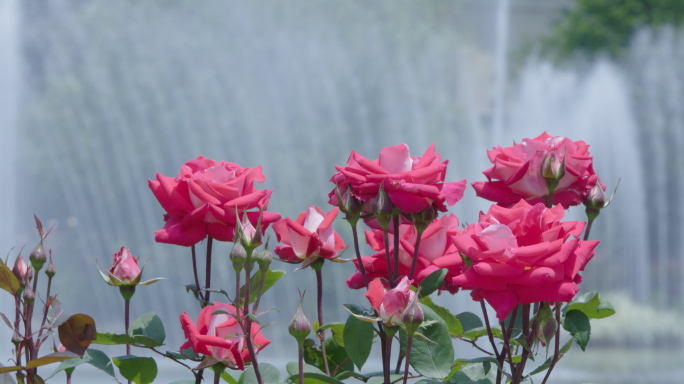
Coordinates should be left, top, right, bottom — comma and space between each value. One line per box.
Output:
346, 214, 463, 293
472, 132, 601, 208
452, 200, 599, 320
179, 303, 270, 370
272, 206, 345, 263
149, 157, 281, 246
329, 144, 466, 214
366, 276, 416, 327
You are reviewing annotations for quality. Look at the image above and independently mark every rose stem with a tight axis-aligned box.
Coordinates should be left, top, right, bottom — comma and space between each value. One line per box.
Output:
541, 303, 562, 384
402, 335, 413, 384
298, 342, 305, 384
384, 332, 392, 384
66, 371, 72, 384
394, 351, 405, 374
379, 325, 388, 384
242, 254, 264, 384
500, 309, 517, 378
191, 245, 204, 301
382, 226, 394, 288
205, 236, 214, 304
583, 219, 594, 241
392, 214, 400, 287
252, 272, 266, 314
125, 298, 131, 355
36, 273, 53, 346
316, 268, 331, 376
214, 371, 221, 384
408, 228, 424, 280
350, 222, 369, 289
480, 301, 503, 384
513, 305, 531, 383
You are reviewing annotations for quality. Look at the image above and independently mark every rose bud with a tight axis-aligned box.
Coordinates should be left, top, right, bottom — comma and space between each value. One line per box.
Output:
584, 180, 607, 222
22, 284, 35, 304
289, 291, 311, 345
541, 151, 566, 195
45, 255, 56, 278
11, 331, 22, 346
401, 294, 424, 336
337, 185, 362, 223
26, 266, 34, 284
256, 246, 272, 273
230, 242, 248, 273
372, 185, 394, 229
412, 206, 438, 234
531, 302, 558, 348
29, 243, 47, 272
109, 247, 141, 283
238, 215, 262, 251
12, 256, 28, 284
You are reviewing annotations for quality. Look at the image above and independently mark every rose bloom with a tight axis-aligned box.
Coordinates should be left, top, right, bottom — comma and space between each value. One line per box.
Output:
329, 144, 466, 214
272, 206, 346, 263
452, 200, 599, 320
346, 214, 462, 293
109, 247, 140, 282
179, 303, 270, 370
149, 157, 281, 246
472, 132, 601, 208
366, 276, 416, 327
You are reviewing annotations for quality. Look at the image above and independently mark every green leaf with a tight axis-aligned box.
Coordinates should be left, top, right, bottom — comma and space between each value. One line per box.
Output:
563, 310, 591, 351
419, 297, 463, 336
26, 352, 79, 369
566, 292, 615, 319
0, 366, 22, 374
342, 304, 381, 323
221, 371, 240, 384
0, 258, 20, 296
46, 349, 115, 379
417, 269, 447, 297
239, 270, 285, 304
461, 327, 502, 341
343, 315, 374, 369
286, 372, 345, 384
241, 363, 279, 384
455, 312, 483, 334
285, 361, 322, 376
113, 355, 158, 384
527, 338, 574, 377
58, 314, 97, 356
318, 323, 345, 347
400, 304, 454, 380
324, 337, 354, 374
129, 312, 165, 345
450, 362, 496, 384
366, 375, 402, 384
93, 332, 136, 345
460, 357, 501, 375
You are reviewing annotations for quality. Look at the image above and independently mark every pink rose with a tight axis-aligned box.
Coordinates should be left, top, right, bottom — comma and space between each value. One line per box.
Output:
472, 132, 601, 208
179, 303, 270, 370
149, 157, 281, 246
365, 276, 415, 327
109, 247, 141, 283
452, 200, 599, 320
272, 206, 346, 263
346, 214, 463, 293
329, 144, 466, 214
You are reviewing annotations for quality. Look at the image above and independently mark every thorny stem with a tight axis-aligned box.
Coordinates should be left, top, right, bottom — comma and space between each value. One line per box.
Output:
125, 298, 131, 355
408, 229, 424, 280
583, 219, 594, 241
500, 320, 515, 378
214, 371, 221, 384
481, 302, 502, 384
242, 253, 263, 384
298, 344, 305, 384
403, 335, 413, 384
541, 303, 562, 384
316, 268, 331, 376
392, 214, 400, 287
66, 371, 72, 384
205, 236, 214, 303
36, 276, 53, 346
191, 245, 204, 301
382, 226, 394, 287
394, 351, 405, 374
331, 357, 350, 377
379, 325, 387, 384
513, 304, 532, 383
384, 333, 393, 384
149, 347, 195, 371
350, 222, 370, 289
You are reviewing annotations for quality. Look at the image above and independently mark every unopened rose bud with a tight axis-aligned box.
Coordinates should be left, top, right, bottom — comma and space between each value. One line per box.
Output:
22, 285, 35, 304
337, 185, 362, 222
11, 331, 22, 346
29, 243, 47, 272
26, 266, 34, 283
531, 302, 558, 348
230, 242, 247, 273
12, 256, 28, 283
256, 247, 272, 273
289, 291, 311, 345
109, 247, 141, 284
45, 255, 56, 278
541, 151, 566, 197
372, 185, 394, 229
239, 215, 262, 250
584, 181, 606, 222
401, 296, 424, 336
413, 206, 437, 233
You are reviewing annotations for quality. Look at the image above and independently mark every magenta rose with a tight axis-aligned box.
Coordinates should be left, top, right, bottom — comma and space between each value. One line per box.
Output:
149, 157, 281, 246
346, 214, 463, 293
365, 276, 415, 327
452, 200, 599, 320
180, 302, 270, 370
472, 132, 601, 208
109, 247, 141, 283
272, 206, 346, 263
329, 144, 466, 214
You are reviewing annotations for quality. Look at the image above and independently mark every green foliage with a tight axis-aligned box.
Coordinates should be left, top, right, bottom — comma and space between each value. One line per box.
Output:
239, 269, 286, 304
399, 304, 454, 380
563, 310, 591, 351
129, 312, 166, 345
541, 0, 684, 60
112, 355, 158, 384
419, 297, 463, 337
343, 315, 374, 369
46, 349, 115, 379
241, 363, 280, 384
417, 269, 447, 298
565, 291, 616, 319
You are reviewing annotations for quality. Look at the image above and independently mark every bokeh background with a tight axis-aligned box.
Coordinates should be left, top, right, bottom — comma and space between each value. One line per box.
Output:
2, 0, 684, 382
